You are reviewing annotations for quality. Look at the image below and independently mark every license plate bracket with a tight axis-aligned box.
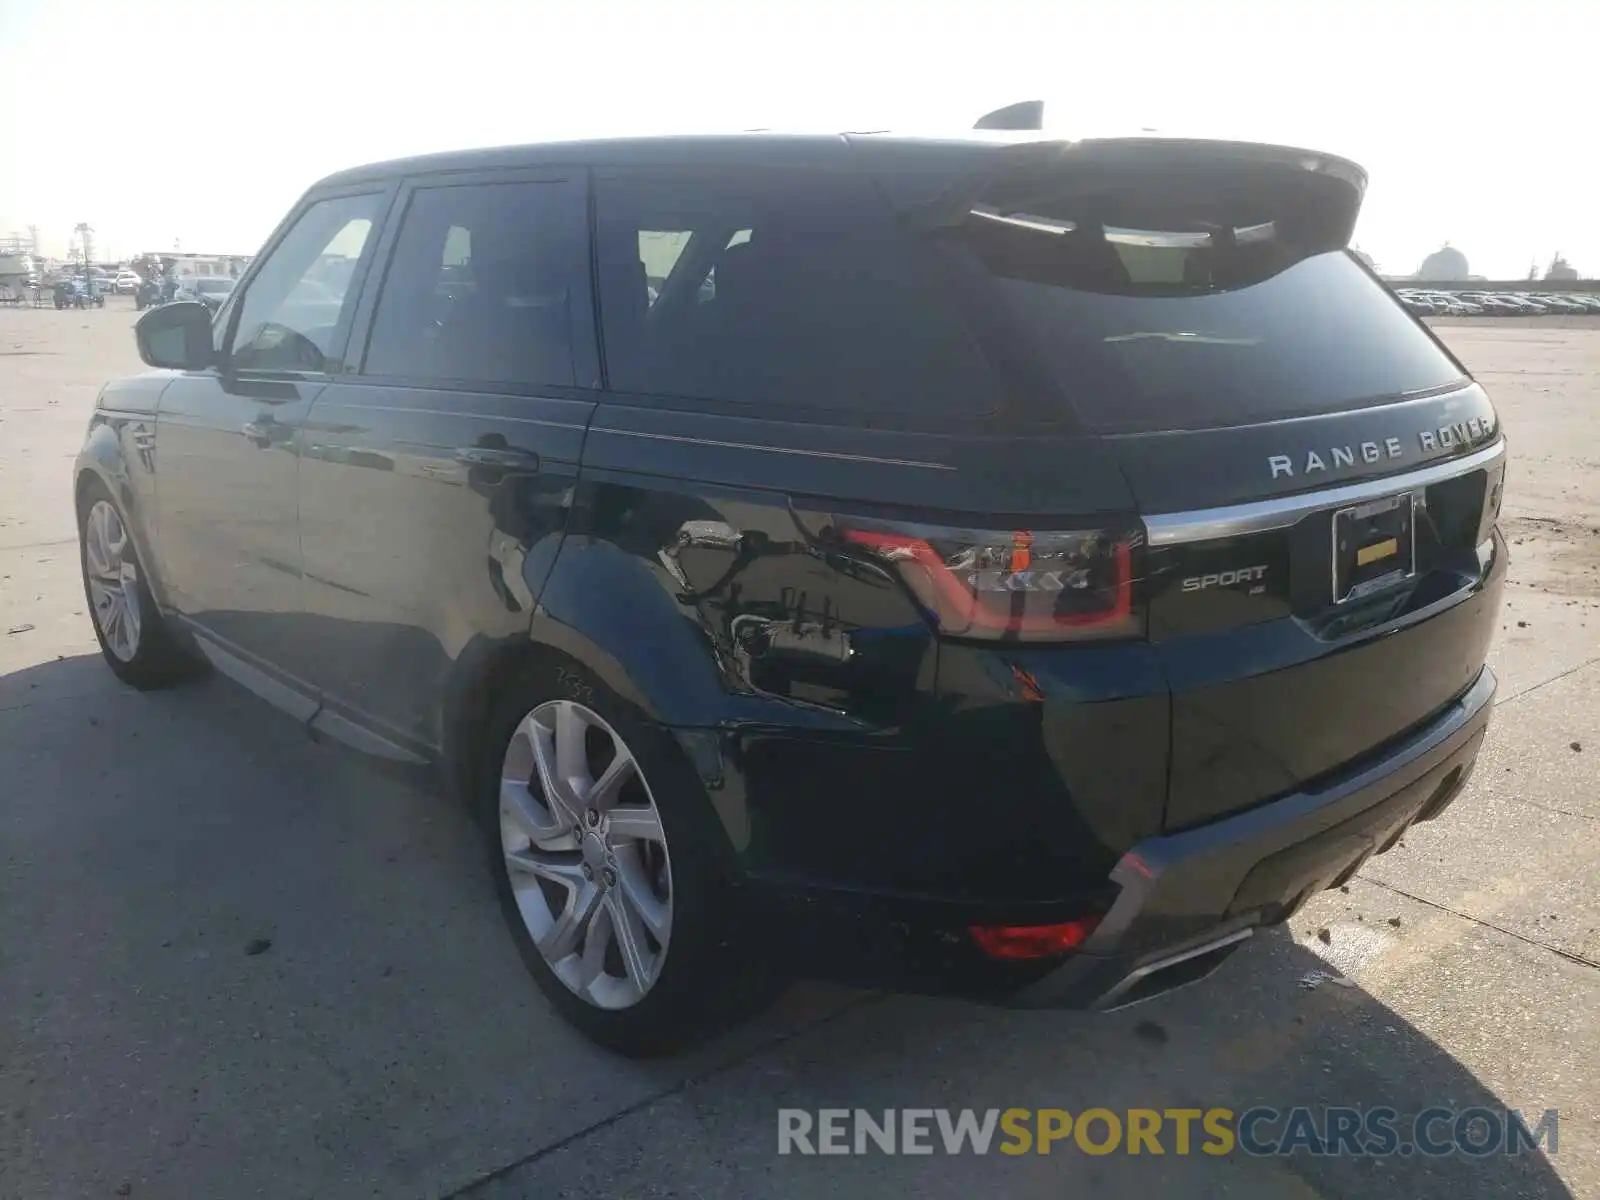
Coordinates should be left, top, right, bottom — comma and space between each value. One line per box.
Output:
1332, 491, 1415, 604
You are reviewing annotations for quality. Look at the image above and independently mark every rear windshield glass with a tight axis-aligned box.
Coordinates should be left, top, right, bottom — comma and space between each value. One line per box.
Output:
933, 211, 1467, 432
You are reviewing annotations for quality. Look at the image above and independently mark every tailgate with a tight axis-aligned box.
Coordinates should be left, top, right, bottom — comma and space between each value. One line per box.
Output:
901, 137, 1508, 830
1119, 389, 1506, 830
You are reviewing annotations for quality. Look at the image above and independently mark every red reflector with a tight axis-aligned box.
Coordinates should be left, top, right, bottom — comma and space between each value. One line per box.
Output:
969, 916, 1102, 960
1009, 530, 1033, 573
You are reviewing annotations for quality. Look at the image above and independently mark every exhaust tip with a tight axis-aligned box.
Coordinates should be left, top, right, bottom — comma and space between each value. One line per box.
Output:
1094, 927, 1252, 1010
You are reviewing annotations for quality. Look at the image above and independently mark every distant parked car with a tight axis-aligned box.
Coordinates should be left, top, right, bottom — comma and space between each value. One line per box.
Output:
181, 276, 236, 314
1493, 295, 1541, 314
1536, 295, 1585, 314
113, 271, 142, 295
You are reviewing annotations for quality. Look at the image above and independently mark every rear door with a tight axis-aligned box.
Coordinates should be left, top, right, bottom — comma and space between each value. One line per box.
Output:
295, 169, 597, 753
922, 142, 1507, 829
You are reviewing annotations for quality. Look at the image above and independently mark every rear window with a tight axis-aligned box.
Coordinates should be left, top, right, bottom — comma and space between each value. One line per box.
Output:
934, 207, 1467, 433
594, 170, 999, 418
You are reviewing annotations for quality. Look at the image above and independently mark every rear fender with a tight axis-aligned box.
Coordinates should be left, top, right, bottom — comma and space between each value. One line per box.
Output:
528, 535, 865, 734
441, 531, 865, 816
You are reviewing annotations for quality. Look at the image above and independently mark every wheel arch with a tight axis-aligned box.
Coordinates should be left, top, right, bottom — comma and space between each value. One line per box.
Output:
439, 613, 710, 820
74, 430, 171, 610
440, 536, 863, 821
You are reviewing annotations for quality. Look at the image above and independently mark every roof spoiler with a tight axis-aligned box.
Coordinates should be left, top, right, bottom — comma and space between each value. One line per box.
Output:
906, 138, 1368, 247
974, 100, 1044, 131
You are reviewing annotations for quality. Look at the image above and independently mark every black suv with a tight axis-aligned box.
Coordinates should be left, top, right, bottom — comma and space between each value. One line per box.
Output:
78, 130, 1506, 1055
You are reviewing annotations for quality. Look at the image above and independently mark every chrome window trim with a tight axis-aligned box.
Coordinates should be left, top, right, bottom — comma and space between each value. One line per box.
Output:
1144, 440, 1505, 546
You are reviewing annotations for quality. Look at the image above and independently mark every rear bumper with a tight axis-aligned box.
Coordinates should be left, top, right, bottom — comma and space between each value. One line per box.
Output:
1011, 663, 1493, 1008
756, 664, 1494, 1007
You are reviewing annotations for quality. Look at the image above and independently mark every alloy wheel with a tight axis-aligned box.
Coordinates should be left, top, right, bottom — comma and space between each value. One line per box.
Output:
84, 500, 142, 663
499, 700, 673, 1010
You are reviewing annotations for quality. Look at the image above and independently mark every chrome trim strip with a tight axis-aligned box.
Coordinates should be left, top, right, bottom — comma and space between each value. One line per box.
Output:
310, 404, 587, 432
1144, 440, 1505, 546
1100, 380, 1488, 444
189, 631, 320, 724
597, 426, 958, 471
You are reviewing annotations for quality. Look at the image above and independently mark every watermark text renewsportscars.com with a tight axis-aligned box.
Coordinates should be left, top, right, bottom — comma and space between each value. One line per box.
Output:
777, 1107, 1558, 1158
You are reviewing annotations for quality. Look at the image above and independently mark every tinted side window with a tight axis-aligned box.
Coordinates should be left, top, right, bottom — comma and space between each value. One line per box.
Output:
230, 193, 382, 372
595, 170, 997, 417
363, 180, 589, 389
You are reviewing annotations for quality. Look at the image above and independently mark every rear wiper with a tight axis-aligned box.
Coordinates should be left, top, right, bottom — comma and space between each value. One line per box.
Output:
1102, 331, 1260, 346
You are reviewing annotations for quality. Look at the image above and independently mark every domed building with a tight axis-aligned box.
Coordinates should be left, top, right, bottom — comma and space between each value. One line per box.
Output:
1417, 245, 1469, 281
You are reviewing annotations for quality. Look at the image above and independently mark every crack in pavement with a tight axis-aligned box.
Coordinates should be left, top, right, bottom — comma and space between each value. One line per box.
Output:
1493, 655, 1600, 707
1513, 799, 1597, 822
0, 536, 78, 552
440, 990, 889, 1198
1364, 876, 1600, 971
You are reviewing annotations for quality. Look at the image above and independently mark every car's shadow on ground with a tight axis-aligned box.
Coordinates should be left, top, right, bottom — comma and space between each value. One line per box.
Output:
665, 925, 1574, 1199
0, 653, 1574, 1199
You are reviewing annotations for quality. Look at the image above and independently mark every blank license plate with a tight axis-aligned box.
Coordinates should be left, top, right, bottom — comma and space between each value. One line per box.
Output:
1332, 492, 1415, 603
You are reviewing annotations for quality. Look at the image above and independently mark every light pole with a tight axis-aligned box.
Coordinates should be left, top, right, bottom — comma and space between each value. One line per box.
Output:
74, 223, 96, 294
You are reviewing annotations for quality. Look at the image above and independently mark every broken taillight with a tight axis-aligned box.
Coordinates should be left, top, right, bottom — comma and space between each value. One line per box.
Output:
830, 518, 1143, 642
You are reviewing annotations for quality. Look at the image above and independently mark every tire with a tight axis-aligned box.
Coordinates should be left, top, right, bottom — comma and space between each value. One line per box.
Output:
480, 657, 781, 1056
78, 480, 197, 688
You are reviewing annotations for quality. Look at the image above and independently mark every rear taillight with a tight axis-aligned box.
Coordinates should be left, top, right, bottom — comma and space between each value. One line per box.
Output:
829, 518, 1143, 642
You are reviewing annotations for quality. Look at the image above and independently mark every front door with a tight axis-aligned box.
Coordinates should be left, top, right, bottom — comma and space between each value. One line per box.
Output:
155, 189, 390, 684
296, 172, 598, 751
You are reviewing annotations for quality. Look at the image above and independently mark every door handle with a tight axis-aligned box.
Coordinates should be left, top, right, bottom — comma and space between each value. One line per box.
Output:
675, 520, 740, 550
242, 418, 275, 447
454, 446, 540, 472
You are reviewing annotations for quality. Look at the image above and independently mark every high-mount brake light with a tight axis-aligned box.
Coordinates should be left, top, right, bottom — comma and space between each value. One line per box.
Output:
835, 520, 1142, 642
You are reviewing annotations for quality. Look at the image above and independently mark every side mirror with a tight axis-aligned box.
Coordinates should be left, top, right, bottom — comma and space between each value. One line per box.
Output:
135, 301, 215, 371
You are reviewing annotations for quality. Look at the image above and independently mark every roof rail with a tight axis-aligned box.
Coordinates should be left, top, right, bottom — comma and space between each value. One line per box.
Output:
973, 100, 1044, 131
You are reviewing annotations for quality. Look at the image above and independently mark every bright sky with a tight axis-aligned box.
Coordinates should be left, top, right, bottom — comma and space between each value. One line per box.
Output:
1, 0, 1595, 278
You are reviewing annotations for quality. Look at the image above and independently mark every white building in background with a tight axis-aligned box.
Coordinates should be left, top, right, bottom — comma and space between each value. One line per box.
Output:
0, 250, 42, 288
1416, 245, 1470, 281
142, 253, 252, 280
